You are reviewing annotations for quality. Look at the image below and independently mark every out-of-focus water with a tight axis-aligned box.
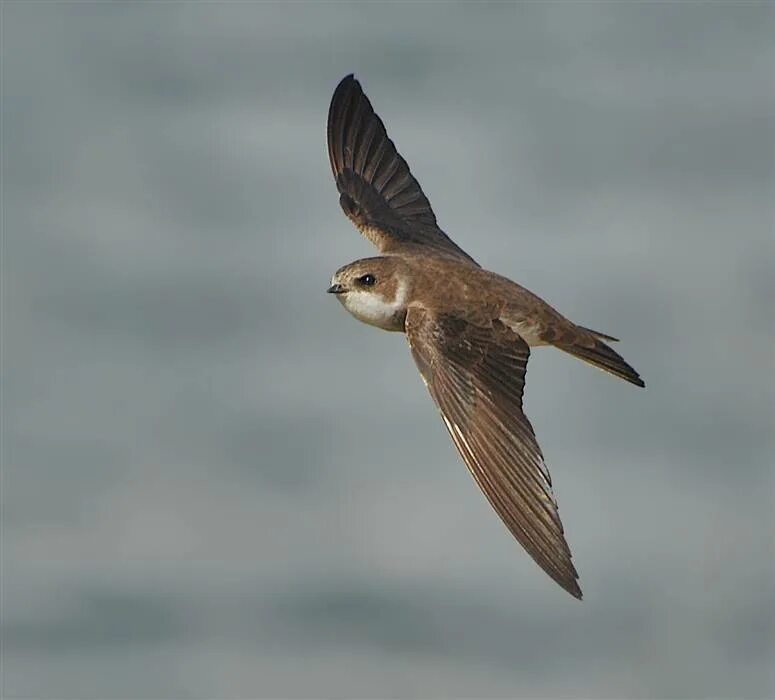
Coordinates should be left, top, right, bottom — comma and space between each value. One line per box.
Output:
3, 3, 774, 698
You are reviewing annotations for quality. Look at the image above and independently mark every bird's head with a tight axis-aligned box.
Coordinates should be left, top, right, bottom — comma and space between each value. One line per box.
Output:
327, 256, 411, 331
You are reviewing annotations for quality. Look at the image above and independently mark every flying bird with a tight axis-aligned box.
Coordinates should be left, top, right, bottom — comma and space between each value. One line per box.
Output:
326, 74, 644, 599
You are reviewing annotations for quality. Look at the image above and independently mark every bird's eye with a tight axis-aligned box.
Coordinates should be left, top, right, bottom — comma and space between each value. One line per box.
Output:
358, 274, 376, 286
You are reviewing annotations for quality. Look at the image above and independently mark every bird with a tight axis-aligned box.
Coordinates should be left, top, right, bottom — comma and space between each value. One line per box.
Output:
325, 74, 644, 599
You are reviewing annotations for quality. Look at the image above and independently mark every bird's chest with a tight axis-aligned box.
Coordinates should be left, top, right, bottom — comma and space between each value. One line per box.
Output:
340, 290, 406, 331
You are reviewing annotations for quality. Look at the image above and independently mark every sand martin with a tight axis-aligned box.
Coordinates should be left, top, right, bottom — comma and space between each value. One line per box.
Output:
326, 75, 644, 599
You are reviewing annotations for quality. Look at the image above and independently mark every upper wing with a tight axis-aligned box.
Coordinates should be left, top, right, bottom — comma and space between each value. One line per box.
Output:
405, 306, 582, 599
327, 74, 476, 264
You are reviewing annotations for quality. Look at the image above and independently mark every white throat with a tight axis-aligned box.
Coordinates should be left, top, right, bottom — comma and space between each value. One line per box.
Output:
341, 279, 408, 331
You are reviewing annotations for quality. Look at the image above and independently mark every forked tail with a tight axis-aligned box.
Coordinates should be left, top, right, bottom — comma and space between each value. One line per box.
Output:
558, 335, 645, 387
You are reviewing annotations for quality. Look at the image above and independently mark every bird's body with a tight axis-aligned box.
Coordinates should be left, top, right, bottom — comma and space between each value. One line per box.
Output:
326, 75, 644, 599
335, 251, 582, 344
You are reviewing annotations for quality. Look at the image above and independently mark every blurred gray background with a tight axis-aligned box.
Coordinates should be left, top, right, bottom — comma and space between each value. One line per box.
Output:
3, 2, 774, 698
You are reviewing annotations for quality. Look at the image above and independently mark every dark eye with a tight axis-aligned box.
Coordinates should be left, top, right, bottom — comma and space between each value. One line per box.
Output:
357, 274, 376, 287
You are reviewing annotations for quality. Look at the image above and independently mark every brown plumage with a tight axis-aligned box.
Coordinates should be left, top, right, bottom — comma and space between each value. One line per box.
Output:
326, 74, 645, 599
327, 74, 476, 264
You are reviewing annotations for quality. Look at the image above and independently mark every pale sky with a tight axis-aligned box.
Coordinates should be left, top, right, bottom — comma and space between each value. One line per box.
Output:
3, 2, 774, 698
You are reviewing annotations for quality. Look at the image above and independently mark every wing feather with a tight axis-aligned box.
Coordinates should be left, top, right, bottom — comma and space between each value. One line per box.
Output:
327, 75, 477, 264
405, 307, 582, 599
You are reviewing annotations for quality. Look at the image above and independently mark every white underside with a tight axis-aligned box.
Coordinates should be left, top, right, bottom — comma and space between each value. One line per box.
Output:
341, 280, 408, 330
503, 318, 548, 347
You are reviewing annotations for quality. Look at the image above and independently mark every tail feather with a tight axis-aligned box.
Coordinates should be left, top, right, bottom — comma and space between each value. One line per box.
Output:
559, 338, 645, 387
577, 326, 619, 343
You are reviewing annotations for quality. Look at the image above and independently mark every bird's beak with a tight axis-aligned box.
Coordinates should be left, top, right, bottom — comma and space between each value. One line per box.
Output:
327, 283, 346, 294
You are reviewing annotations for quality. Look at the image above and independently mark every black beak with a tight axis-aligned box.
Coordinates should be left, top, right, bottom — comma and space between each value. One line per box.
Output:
327, 283, 346, 294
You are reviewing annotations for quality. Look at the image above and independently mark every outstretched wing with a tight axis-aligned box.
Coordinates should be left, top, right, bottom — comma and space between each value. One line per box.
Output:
327, 74, 476, 264
405, 306, 582, 599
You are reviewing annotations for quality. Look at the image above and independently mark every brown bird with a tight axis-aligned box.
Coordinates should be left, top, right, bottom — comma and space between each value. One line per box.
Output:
326, 74, 644, 599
